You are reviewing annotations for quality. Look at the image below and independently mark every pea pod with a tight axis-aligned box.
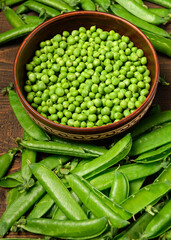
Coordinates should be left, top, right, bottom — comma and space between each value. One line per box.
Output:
0, 155, 70, 237
2, 5, 25, 28
66, 174, 130, 228
17, 138, 98, 158
79, 0, 96, 10
72, 133, 132, 179
114, 202, 164, 240
7, 90, 50, 141
130, 124, 171, 156
134, 142, 171, 163
0, 0, 25, 7
17, 0, 61, 17
30, 163, 88, 220
155, 163, 171, 183
53, 207, 67, 220
131, 110, 171, 139
6, 188, 21, 209
0, 148, 18, 179
90, 161, 163, 191
19, 217, 108, 239
110, 4, 170, 38
149, 8, 171, 19
109, 171, 129, 204
0, 154, 70, 188
121, 182, 171, 215
92, 0, 110, 11
129, 177, 145, 195
52, 135, 107, 156
21, 132, 37, 189
34, 0, 74, 12
0, 181, 45, 237
143, 200, 171, 239
0, 171, 23, 188
140, 29, 171, 58
27, 193, 54, 219
146, 0, 171, 9
115, 0, 166, 25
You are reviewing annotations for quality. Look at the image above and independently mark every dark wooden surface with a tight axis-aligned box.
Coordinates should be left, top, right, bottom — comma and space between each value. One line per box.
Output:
0, 1, 171, 239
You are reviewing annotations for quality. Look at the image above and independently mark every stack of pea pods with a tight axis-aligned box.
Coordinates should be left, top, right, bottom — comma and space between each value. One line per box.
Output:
0, 0, 171, 57
0, 89, 170, 239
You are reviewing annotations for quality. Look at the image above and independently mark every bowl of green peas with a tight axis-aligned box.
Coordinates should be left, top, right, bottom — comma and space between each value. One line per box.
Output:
14, 11, 159, 141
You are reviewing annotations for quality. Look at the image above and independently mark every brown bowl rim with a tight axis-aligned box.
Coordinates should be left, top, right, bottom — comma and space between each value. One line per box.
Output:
14, 11, 159, 134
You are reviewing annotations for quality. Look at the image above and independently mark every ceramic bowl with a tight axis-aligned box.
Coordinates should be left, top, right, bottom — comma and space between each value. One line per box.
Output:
14, 11, 159, 141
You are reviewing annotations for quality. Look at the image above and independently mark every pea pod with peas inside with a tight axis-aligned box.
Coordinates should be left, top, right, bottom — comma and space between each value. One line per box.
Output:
115, 0, 167, 25
16, 1, 60, 18
30, 163, 88, 220
110, 4, 171, 38
7, 90, 50, 141
134, 142, 171, 163
89, 161, 164, 191
17, 138, 98, 158
0, 148, 19, 179
0, 155, 70, 237
130, 123, 171, 156
2, 5, 25, 28
142, 200, 171, 239
19, 217, 108, 239
72, 133, 132, 179
66, 173, 130, 228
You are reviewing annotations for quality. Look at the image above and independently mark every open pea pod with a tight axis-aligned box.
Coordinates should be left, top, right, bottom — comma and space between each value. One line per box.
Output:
134, 142, 171, 163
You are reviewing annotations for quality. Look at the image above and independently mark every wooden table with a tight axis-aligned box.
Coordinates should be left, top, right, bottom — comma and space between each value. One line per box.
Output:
0, 1, 171, 238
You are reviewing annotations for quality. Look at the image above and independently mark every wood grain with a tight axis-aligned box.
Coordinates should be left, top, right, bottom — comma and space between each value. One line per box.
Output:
0, 1, 171, 239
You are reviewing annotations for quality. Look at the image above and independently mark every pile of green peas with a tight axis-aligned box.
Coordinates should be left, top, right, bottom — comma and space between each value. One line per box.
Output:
24, 25, 151, 128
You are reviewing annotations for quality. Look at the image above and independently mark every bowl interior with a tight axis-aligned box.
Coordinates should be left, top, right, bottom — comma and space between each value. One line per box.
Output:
14, 11, 158, 136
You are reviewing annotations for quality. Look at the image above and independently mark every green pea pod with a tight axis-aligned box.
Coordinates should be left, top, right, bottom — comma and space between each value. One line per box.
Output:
143, 200, 171, 239
0, 171, 23, 188
134, 142, 171, 163
130, 124, 171, 156
115, 0, 166, 25
0, 155, 70, 188
63, 0, 79, 7
6, 188, 21, 209
17, 138, 98, 158
79, 0, 96, 10
52, 135, 107, 156
20, 0, 61, 17
66, 174, 130, 228
131, 110, 171, 139
129, 177, 146, 195
27, 193, 54, 219
155, 163, 171, 183
2, 5, 25, 28
30, 163, 88, 220
83, 179, 132, 220
53, 207, 67, 220
92, 0, 110, 11
146, 0, 171, 9
19, 217, 108, 239
21, 132, 37, 187
121, 182, 171, 215
15, 3, 29, 14
149, 8, 171, 19
90, 161, 164, 191
110, 4, 170, 38
1, 0, 25, 7
0, 181, 45, 237
114, 202, 164, 240
0, 148, 18, 179
72, 133, 132, 179
140, 29, 171, 58
34, 0, 74, 12
109, 171, 129, 204
8, 90, 50, 141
